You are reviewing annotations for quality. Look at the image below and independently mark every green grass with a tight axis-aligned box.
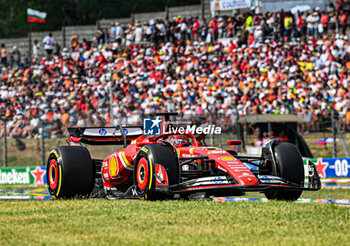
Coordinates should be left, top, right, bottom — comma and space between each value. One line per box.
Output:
1, 135, 349, 245
6, 156, 39, 166
0, 189, 349, 245
301, 189, 350, 200
0, 198, 349, 246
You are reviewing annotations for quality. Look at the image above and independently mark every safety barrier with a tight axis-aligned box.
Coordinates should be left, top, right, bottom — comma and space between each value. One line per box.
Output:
0, 166, 46, 185
303, 158, 350, 178
0, 157, 349, 186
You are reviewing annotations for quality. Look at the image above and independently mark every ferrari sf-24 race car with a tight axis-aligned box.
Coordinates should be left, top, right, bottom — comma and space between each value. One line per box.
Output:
47, 113, 321, 201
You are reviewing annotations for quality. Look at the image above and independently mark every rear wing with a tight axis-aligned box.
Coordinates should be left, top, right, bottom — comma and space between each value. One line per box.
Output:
67, 126, 143, 146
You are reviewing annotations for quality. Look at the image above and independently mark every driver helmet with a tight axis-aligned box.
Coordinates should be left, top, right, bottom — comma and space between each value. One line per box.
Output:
167, 135, 190, 147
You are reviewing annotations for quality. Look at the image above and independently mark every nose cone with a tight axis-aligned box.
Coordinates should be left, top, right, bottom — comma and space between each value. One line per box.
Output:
213, 155, 259, 186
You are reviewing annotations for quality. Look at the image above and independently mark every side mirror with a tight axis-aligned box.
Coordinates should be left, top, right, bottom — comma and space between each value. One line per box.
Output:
226, 140, 241, 145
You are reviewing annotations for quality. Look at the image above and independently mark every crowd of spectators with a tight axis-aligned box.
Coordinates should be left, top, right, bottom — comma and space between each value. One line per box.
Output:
1, 6, 350, 138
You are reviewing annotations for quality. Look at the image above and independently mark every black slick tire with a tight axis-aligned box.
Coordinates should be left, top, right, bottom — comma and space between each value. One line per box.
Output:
134, 144, 179, 200
264, 143, 304, 201
47, 146, 95, 199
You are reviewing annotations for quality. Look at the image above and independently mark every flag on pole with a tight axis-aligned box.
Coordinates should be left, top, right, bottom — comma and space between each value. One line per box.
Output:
313, 137, 337, 146
27, 8, 47, 23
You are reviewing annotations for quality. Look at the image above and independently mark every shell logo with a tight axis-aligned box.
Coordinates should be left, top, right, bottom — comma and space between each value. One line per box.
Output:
109, 155, 118, 177
219, 156, 235, 161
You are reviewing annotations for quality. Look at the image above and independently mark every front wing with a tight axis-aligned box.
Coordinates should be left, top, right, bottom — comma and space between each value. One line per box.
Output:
95, 158, 321, 199
168, 160, 321, 194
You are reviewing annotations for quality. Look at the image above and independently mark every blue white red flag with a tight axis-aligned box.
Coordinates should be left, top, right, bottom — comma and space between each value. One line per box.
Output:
313, 137, 336, 146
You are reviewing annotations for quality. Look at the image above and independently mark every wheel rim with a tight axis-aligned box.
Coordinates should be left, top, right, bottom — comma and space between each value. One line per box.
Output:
137, 157, 149, 191
48, 159, 58, 190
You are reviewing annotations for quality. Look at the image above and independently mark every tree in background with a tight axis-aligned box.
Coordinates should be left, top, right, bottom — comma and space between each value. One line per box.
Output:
0, 0, 199, 38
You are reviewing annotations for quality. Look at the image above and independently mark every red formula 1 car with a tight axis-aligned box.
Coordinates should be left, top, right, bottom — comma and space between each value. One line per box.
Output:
47, 113, 321, 201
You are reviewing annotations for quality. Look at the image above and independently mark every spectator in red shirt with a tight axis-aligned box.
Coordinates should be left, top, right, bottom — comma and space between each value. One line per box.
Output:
339, 10, 348, 35
320, 11, 329, 34
192, 17, 200, 41
296, 14, 304, 36
208, 18, 218, 43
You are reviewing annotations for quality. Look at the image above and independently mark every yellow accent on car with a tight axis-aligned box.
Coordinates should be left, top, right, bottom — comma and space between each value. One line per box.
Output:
141, 147, 148, 153
219, 157, 235, 161
51, 150, 59, 158
121, 152, 134, 168
110, 156, 118, 177
148, 156, 153, 190
56, 165, 62, 197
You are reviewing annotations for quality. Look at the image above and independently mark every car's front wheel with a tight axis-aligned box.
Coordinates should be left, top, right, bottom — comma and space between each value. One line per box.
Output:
264, 143, 304, 201
134, 144, 179, 200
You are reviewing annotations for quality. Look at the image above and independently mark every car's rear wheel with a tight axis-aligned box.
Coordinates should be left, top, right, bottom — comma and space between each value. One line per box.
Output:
264, 143, 304, 201
47, 146, 95, 199
134, 144, 179, 200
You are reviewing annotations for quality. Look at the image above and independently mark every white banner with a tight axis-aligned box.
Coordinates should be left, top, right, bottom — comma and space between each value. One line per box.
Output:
211, 0, 251, 11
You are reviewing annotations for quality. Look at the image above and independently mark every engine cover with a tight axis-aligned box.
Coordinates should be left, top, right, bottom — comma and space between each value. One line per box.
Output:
101, 150, 134, 187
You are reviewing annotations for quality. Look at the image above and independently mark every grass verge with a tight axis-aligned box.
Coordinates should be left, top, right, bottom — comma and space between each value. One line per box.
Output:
0, 189, 349, 246
0, 199, 349, 246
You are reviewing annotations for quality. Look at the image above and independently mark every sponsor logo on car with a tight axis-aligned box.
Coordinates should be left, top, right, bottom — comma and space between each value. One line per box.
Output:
109, 156, 118, 177
157, 166, 163, 181
227, 165, 247, 169
219, 156, 235, 161
207, 150, 226, 154
182, 154, 196, 158
155, 164, 168, 186
214, 176, 224, 184
98, 128, 107, 136
190, 176, 230, 186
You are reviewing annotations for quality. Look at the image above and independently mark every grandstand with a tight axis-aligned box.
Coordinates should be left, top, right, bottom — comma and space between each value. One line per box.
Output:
0, 0, 349, 141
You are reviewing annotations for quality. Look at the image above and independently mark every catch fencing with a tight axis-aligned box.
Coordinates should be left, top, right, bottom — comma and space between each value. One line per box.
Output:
1, 112, 350, 167
0, 112, 238, 167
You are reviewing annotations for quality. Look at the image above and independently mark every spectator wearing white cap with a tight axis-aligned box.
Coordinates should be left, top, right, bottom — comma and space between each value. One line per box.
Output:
115, 22, 123, 44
